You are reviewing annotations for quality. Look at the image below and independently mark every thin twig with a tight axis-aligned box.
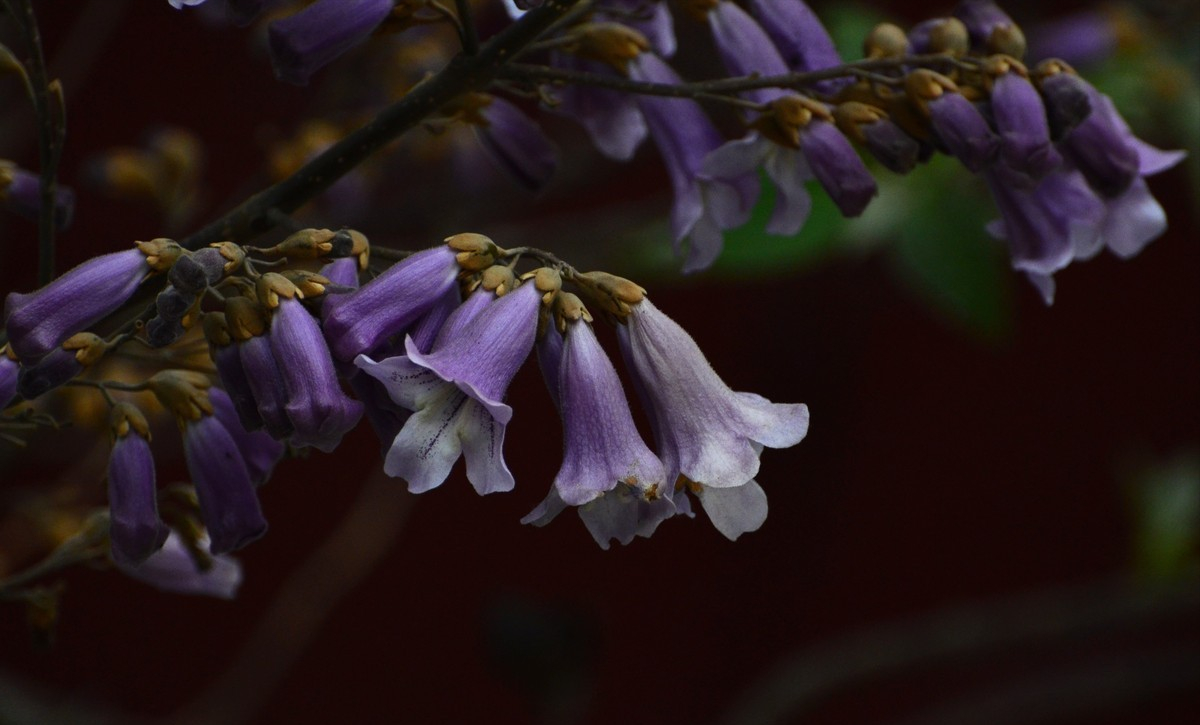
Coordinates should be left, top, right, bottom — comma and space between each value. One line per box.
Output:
453, 0, 479, 56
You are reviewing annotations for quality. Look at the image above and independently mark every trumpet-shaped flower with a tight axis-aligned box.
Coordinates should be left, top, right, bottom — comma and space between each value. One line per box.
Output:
107, 405, 168, 565
115, 531, 242, 600
183, 412, 268, 554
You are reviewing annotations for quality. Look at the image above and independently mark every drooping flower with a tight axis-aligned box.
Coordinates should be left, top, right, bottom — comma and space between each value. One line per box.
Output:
552, 54, 649, 161
471, 96, 560, 193
266, 281, 363, 452
209, 387, 285, 487
629, 53, 759, 273
115, 531, 242, 600
954, 0, 1026, 57
987, 62, 1062, 180
0, 162, 75, 229
686, 477, 770, 541
322, 244, 460, 362
267, 0, 393, 85
617, 298, 809, 491
705, 1, 791, 106
523, 316, 675, 548
3, 241, 179, 363
106, 404, 168, 565
906, 69, 1000, 173
749, 0, 846, 94
356, 275, 541, 495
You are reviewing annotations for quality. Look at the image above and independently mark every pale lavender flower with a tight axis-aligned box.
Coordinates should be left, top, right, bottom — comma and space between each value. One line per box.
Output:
183, 413, 268, 554
989, 70, 1062, 179
749, 0, 845, 94
270, 296, 363, 452
617, 298, 809, 490
107, 405, 167, 565
356, 283, 540, 495
703, 133, 813, 236
523, 324, 675, 548
267, 0, 393, 85
690, 478, 769, 540
707, 1, 790, 106
1060, 82, 1173, 197
323, 245, 459, 362
629, 53, 759, 273
168, 0, 208, 8
474, 97, 559, 192
210, 388, 285, 487
4, 247, 148, 363
115, 531, 242, 600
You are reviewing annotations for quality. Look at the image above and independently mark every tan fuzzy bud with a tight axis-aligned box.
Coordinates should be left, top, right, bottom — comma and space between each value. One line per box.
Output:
109, 402, 151, 442
269, 228, 338, 260
147, 370, 213, 424
210, 242, 245, 274
570, 23, 650, 73
833, 102, 889, 144
256, 272, 301, 309
864, 22, 908, 59
136, 238, 185, 273
447, 233, 502, 271
61, 333, 108, 367
574, 271, 647, 321
553, 292, 593, 332
283, 270, 331, 298
531, 267, 563, 296
751, 95, 830, 150
223, 296, 268, 340
2, 344, 16, 362
904, 69, 958, 118
924, 18, 969, 56
479, 265, 517, 296
978, 54, 1028, 92
348, 229, 370, 270
202, 312, 232, 347
987, 23, 1026, 60
180, 295, 205, 330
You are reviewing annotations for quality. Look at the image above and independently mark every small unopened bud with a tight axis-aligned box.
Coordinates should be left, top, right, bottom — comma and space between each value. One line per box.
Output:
210, 242, 246, 274
479, 265, 517, 296
570, 23, 650, 73
752, 95, 831, 149
136, 238, 185, 273
109, 402, 151, 442
908, 17, 969, 56
447, 232, 503, 271
529, 268, 563, 304
574, 270, 647, 320
904, 69, 957, 112
282, 270, 331, 298
223, 296, 269, 340
202, 311, 232, 347
147, 370, 213, 424
266, 228, 340, 260
553, 291, 593, 332
256, 272, 301, 309
864, 23, 908, 59
61, 332, 108, 367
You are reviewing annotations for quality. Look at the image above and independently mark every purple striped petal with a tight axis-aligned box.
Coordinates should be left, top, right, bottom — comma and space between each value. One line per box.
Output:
108, 433, 168, 565
183, 414, 268, 554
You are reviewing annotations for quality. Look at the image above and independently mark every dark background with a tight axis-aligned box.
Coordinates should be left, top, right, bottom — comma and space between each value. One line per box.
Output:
1, 2, 1196, 724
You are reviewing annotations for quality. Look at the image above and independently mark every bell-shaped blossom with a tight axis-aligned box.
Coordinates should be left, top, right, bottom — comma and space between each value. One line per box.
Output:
270, 296, 363, 452
4, 247, 148, 363
356, 282, 540, 494
267, 0, 393, 85
237, 334, 294, 438
927, 91, 1001, 172
210, 388, 285, 486
473, 96, 559, 192
15, 347, 82, 400
0, 164, 75, 229
523, 324, 675, 548
856, 117, 924, 175
552, 54, 648, 161
798, 119, 878, 217
629, 53, 759, 273
707, 2, 790, 106
115, 531, 242, 600
618, 299, 809, 489
107, 405, 168, 565
1036, 70, 1092, 140
989, 70, 1062, 179
183, 412, 268, 554
983, 165, 1103, 303
323, 245, 459, 362
749, 0, 845, 94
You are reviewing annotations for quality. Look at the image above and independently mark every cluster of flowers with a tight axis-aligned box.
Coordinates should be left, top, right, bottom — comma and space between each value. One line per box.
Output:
2, 228, 808, 593
166, 0, 1184, 302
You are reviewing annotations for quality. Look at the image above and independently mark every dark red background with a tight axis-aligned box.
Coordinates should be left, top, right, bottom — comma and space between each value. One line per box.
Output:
1, 2, 1196, 724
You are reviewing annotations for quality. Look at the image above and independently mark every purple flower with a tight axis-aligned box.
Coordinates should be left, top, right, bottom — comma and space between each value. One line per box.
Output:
270, 296, 363, 452
115, 531, 242, 600
4, 247, 149, 363
707, 1, 790, 106
923, 85, 1000, 172
704, 133, 813, 235
617, 298, 809, 490
267, 0, 393, 85
15, 347, 82, 400
473, 96, 559, 192
0, 348, 17, 409
688, 478, 769, 540
798, 119, 877, 217
1035, 68, 1092, 140
0, 164, 75, 229
107, 404, 168, 565
1059, 82, 1166, 198
954, 0, 1026, 57
183, 412, 268, 554
523, 320, 675, 547
356, 282, 541, 494
318, 257, 360, 321
323, 245, 460, 362
749, 0, 846, 94
239, 333, 295, 438
989, 69, 1062, 179
553, 54, 648, 161
209, 387, 285, 486
629, 53, 759, 273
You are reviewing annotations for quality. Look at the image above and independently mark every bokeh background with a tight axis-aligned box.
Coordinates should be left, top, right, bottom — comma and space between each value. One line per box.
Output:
1, 1, 1197, 724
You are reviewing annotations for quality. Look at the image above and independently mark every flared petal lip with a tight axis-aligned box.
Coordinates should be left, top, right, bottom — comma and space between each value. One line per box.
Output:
403, 335, 513, 424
